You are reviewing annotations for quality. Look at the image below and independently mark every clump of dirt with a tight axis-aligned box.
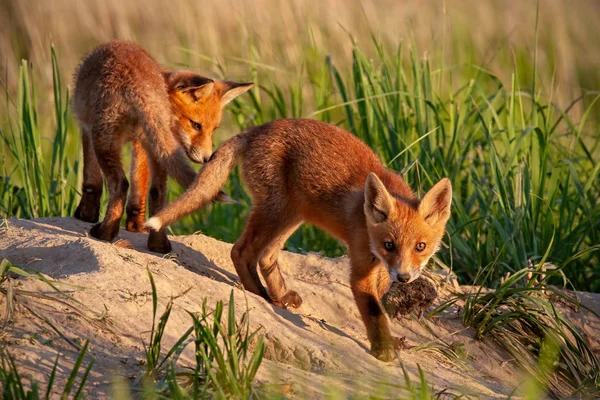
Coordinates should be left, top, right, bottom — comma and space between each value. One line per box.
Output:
382, 277, 438, 319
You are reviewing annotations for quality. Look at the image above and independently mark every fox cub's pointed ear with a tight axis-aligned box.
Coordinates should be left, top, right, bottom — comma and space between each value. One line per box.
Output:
364, 173, 394, 224
219, 81, 253, 107
419, 178, 452, 226
164, 71, 214, 101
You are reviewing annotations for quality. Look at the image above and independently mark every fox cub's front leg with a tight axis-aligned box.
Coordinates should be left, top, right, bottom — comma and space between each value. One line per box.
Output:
350, 257, 402, 362
125, 141, 150, 232
145, 159, 172, 254
74, 129, 103, 223
88, 133, 129, 242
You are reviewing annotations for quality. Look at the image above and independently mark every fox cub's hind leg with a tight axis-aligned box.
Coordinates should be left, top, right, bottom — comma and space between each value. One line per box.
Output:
125, 140, 150, 232
74, 128, 103, 223
258, 221, 303, 308
231, 204, 303, 308
89, 130, 128, 242
146, 158, 171, 254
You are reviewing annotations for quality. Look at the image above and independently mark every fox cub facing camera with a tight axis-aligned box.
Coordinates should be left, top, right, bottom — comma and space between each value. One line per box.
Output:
72, 40, 252, 253
145, 119, 452, 361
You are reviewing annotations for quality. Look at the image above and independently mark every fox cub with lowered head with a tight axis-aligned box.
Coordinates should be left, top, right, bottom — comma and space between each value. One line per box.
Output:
145, 119, 452, 361
72, 40, 252, 253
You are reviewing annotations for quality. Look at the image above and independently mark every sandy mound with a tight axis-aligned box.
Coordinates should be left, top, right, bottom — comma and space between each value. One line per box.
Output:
1, 217, 598, 397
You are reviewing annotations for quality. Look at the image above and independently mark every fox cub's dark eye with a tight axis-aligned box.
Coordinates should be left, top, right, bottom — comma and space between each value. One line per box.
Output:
415, 242, 426, 252
190, 120, 202, 131
384, 241, 396, 251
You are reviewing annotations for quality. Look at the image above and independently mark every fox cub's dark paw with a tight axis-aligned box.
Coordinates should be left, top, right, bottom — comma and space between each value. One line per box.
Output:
147, 231, 172, 254
74, 203, 100, 223
90, 222, 119, 242
371, 336, 406, 362
74, 189, 101, 223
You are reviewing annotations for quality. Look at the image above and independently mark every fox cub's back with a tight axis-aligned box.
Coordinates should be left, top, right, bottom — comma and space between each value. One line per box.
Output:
241, 119, 382, 185
73, 41, 167, 125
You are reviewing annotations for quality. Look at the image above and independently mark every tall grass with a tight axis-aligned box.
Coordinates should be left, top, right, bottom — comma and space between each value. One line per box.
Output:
2, 1, 600, 292
174, 39, 600, 292
1, 36, 599, 292
1, 47, 79, 219
462, 267, 600, 397
1, 38, 599, 291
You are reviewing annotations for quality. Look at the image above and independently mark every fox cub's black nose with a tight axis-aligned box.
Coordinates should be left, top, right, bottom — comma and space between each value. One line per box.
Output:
397, 273, 411, 283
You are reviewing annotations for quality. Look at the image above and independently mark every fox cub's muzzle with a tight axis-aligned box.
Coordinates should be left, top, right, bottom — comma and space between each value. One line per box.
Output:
390, 265, 421, 284
187, 146, 212, 164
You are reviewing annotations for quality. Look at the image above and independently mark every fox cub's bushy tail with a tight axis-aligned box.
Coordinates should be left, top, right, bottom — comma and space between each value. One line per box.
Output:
145, 134, 245, 231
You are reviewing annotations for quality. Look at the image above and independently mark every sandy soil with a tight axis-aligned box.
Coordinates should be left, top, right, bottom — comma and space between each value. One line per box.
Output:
1, 217, 598, 398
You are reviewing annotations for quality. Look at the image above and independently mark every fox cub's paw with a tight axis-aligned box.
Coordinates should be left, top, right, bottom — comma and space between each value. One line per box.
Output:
371, 336, 406, 362
280, 291, 303, 308
74, 202, 100, 223
74, 189, 102, 223
147, 231, 172, 254
273, 290, 303, 309
90, 222, 119, 242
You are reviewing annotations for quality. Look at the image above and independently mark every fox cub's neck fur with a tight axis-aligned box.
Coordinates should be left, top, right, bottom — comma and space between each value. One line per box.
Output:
146, 118, 452, 361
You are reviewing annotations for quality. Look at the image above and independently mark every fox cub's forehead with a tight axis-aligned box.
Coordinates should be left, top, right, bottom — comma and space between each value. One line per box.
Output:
182, 99, 222, 123
388, 201, 429, 235
389, 198, 420, 222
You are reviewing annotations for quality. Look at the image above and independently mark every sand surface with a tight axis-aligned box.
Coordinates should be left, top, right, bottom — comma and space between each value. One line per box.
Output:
1, 217, 599, 398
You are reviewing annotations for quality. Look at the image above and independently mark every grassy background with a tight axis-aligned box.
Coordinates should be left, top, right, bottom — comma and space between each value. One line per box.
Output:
1, 0, 599, 291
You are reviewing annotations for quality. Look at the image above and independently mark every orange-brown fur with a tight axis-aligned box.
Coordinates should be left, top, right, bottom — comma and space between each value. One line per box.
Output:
72, 40, 252, 253
145, 119, 452, 361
